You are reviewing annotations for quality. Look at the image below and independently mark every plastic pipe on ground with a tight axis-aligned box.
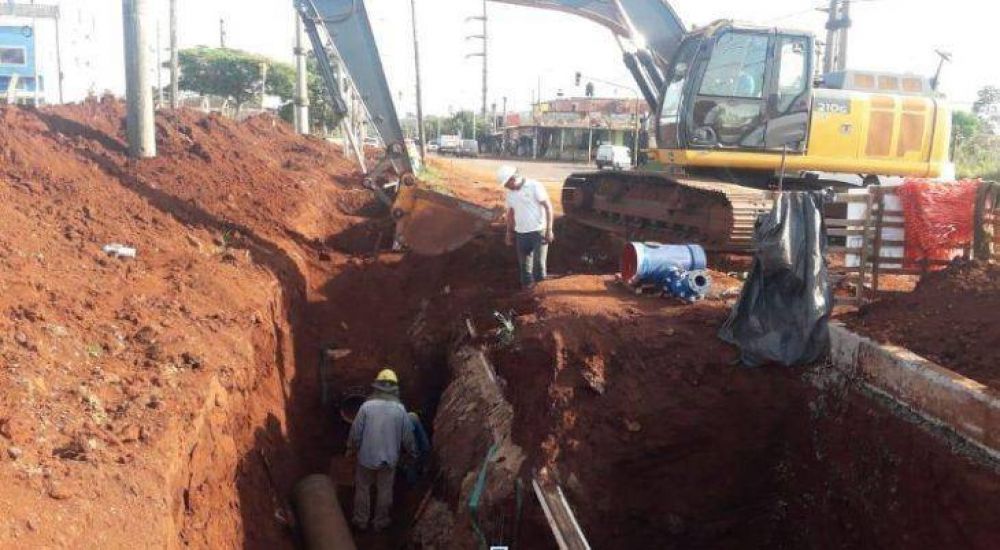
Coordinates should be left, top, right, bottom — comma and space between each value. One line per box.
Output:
621, 242, 707, 286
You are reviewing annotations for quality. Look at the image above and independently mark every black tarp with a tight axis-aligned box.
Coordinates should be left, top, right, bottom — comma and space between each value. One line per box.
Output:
719, 192, 832, 367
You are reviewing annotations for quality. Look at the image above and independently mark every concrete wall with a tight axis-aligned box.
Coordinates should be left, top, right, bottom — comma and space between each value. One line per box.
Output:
829, 322, 1000, 460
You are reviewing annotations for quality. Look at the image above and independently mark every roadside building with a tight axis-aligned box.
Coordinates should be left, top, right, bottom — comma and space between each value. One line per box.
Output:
498, 97, 650, 161
0, 24, 43, 104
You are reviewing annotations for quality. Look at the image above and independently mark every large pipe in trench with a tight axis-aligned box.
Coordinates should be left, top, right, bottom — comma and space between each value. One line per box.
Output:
293, 474, 358, 550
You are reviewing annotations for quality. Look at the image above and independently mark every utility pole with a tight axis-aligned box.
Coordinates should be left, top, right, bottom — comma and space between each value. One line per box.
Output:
293, 13, 310, 134
821, 0, 851, 74
410, 0, 426, 158
54, 15, 64, 103
480, 0, 487, 117
122, 0, 156, 157
219, 18, 227, 49
156, 20, 163, 108
169, 0, 178, 109
260, 61, 268, 110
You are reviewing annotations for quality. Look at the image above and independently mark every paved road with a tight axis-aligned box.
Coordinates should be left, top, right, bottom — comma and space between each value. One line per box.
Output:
432, 155, 588, 185
431, 155, 592, 214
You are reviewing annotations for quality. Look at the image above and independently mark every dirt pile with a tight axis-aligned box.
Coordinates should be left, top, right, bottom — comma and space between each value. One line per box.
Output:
492, 276, 1000, 549
0, 98, 376, 548
843, 260, 1000, 388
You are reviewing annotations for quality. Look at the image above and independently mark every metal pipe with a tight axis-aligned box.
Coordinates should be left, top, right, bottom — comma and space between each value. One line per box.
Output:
292, 474, 358, 550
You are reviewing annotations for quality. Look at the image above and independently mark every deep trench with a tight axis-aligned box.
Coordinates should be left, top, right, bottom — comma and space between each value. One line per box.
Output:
227, 222, 1000, 550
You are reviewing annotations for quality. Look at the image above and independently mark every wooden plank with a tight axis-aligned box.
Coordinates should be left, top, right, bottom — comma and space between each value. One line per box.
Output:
839, 267, 927, 275
835, 188, 898, 203
877, 209, 904, 217
835, 194, 869, 203
827, 228, 862, 237
532, 476, 592, 550
857, 192, 874, 304
872, 189, 887, 295
831, 244, 905, 254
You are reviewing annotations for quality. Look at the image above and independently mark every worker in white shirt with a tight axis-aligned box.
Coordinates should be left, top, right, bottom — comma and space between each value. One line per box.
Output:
497, 165, 555, 288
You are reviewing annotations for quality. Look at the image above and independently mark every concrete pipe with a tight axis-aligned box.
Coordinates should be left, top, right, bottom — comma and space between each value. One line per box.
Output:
293, 474, 358, 550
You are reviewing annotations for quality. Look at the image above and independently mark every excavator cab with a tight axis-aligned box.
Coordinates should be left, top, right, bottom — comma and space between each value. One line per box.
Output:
658, 24, 814, 155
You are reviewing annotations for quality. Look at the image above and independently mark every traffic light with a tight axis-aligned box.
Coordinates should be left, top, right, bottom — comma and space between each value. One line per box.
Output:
574, 71, 581, 86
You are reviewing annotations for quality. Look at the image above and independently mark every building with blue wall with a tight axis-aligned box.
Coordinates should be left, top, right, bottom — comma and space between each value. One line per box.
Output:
0, 24, 42, 101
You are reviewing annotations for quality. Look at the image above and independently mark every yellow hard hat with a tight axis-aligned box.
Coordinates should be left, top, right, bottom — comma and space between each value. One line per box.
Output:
375, 368, 399, 385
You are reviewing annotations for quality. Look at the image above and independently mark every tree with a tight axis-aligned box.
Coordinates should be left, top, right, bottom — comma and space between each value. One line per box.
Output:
178, 47, 295, 114
422, 111, 491, 139
278, 55, 348, 134
972, 85, 1000, 134
952, 111, 981, 144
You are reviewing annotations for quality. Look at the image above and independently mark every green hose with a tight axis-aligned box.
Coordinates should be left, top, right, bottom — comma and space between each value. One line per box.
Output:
468, 443, 498, 549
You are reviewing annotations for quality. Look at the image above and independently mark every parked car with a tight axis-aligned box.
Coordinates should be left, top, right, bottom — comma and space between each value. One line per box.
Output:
427, 141, 440, 153
457, 139, 480, 158
438, 134, 461, 155
595, 144, 632, 170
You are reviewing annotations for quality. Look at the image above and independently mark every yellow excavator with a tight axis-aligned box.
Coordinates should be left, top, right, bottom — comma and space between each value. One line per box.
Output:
299, 0, 951, 254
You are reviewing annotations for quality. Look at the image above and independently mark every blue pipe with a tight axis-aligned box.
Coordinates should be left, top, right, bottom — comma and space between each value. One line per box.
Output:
664, 269, 712, 302
621, 242, 707, 286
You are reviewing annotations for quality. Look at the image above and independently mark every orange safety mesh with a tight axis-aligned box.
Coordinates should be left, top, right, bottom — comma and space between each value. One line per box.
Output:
896, 179, 980, 268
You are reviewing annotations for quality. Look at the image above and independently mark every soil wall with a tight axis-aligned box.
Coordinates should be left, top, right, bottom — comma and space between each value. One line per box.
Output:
0, 99, 367, 548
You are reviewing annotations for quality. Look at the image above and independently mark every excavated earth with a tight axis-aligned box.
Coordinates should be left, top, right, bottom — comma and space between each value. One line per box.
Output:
1, 98, 999, 550
492, 278, 1000, 549
843, 260, 1000, 389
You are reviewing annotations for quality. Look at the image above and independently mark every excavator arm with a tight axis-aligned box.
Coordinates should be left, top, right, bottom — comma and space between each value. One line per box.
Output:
488, 0, 687, 109
295, 0, 502, 255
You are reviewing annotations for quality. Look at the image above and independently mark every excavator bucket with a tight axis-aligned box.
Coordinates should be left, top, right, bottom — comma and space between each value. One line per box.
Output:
392, 184, 503, 256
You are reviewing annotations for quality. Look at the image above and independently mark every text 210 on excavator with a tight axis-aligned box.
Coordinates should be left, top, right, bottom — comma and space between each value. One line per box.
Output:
297, 0, 951, 255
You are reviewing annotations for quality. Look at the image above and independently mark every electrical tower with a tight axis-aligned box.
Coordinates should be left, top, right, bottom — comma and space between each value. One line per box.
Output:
465, 0, 488, 121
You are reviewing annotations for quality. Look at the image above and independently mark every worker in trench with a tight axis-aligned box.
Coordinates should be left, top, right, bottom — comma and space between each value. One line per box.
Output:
499, 165, 555, 288
346, 369, 419, 532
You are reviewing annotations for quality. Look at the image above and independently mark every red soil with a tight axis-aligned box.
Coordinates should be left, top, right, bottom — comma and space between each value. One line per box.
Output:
494, 275, 1000, 549
843, 260, 1000, 389
3, 95, 999, 550
0, 97, 560, 550
0, 97, 381, 548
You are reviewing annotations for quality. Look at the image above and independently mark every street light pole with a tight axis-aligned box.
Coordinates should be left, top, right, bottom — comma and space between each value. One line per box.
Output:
410, 0, 426, 159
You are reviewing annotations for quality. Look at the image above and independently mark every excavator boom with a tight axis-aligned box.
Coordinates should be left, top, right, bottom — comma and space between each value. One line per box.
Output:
489, 0, 686, 108
296, 0, 501, 255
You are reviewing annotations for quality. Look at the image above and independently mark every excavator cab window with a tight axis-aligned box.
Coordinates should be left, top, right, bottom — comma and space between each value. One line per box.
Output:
689, 31, 771, 149
679, 28, 814, 153
658, 36, 703, 149
765, 34, 813, 150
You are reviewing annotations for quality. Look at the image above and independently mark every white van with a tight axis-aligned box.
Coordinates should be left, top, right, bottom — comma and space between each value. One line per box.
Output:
595, 144, 632, 170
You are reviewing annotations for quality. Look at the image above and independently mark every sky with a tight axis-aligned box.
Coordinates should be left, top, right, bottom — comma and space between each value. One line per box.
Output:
7, 0, 998, 115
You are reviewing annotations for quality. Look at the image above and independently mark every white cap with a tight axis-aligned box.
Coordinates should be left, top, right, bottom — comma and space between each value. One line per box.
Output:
496, 165, 518, 186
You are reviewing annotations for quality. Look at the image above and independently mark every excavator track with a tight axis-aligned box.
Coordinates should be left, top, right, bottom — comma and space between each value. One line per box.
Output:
562, 171, 773, 252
